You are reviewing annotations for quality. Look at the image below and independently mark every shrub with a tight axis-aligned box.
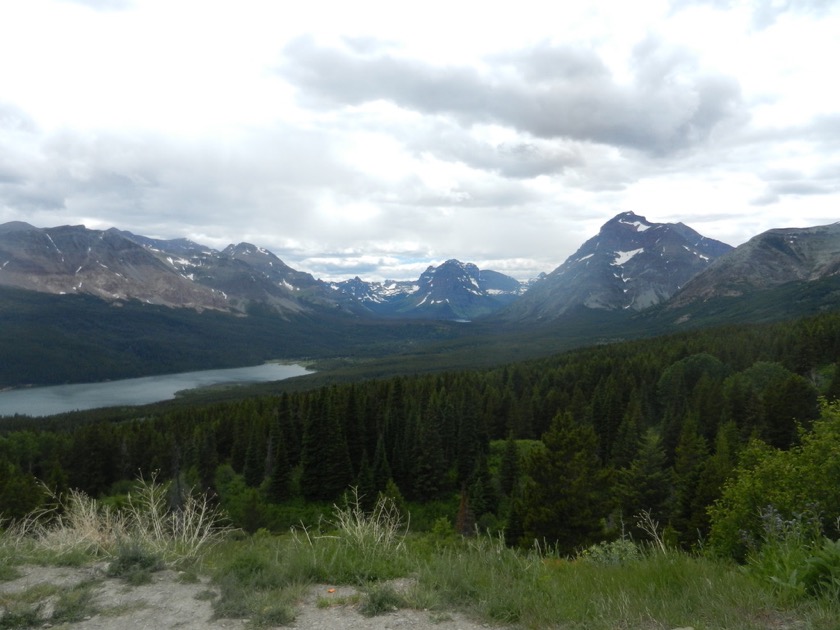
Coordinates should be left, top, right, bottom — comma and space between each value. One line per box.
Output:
801, 537, 840, 598
359, 583, 406, 617
577, 538, 643, 565
107, 539, 165, 585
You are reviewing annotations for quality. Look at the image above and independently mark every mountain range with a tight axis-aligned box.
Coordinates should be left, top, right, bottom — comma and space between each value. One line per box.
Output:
2, 213, 839, 323
1, 213, 839, 388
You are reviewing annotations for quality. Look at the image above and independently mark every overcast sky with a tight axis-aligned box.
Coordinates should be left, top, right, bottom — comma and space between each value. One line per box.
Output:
1, 0, 838, 281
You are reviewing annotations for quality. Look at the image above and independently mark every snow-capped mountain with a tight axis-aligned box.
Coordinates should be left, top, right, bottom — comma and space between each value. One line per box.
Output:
669, 221, 840, 307
329, 259, 525, 320
500, 211, 733, 321
0, 223, 356, 316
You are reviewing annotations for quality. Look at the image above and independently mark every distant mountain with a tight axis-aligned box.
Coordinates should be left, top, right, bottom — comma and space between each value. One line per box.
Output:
669, 222, 840, 307
0, 223, 356, 317
329, 259, 525, 320
500, 211, 732, 321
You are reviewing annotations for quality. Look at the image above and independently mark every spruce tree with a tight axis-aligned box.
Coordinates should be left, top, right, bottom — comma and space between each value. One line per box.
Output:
411, 409, 447, 501
614, 428, 672, 535
242, 427, 264, 488
521, 412, 610, 555
671, 414, 709, 546
300, 390, 353, 501
266, 429, 291, 502
499, 433, 520, 497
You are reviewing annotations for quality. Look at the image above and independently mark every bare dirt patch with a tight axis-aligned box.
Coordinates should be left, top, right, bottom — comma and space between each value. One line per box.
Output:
1, 565, 501, 629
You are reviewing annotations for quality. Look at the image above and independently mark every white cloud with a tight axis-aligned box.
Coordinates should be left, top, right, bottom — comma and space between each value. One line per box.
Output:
0, 0, 838, 281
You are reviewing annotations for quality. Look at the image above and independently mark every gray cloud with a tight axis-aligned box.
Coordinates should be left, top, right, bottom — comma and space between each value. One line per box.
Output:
282, 36, 744, 155
402, 121, 584, 179
751, 163, 840, 206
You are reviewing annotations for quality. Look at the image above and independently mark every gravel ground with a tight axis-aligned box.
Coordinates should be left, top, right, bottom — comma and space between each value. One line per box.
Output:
1, 564, 505, 629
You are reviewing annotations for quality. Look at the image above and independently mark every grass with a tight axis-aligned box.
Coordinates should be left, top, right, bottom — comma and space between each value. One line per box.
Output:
0, 580, 100, 629
4, 485, 840, 628
1, 474, 232, 567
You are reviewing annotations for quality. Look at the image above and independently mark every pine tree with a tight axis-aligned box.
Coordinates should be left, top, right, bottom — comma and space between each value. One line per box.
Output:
242, 427, 265, 488
614, 428, 672, 535
266, 428, 291, 502
300, 390, 353, 501
372, 435, 392, 493
354, 451, 376, 510
611, 393, 644, 468
411, 409, 447, 501
688, 421, 739, 540
521, 412, 610, 555
499, 433, 520, 497
671, 414, 709, 546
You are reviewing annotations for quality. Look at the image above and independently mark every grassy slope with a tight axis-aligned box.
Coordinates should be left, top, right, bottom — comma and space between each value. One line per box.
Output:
3, 485, 838, 629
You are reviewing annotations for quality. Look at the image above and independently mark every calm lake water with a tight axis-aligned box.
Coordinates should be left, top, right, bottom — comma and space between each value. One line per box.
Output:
0, 363, 311, 417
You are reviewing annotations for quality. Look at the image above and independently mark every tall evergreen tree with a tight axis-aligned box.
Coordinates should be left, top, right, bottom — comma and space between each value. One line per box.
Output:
520, 412, 610, 555
266, 428, 291, 502
242, 426, 265, 488
499, 433, 520, 497
614, 428, 672, 535
411, 409, 447, 501
671, 414, 709, 546
299, 390, 353, 501
372, 435, 392, 494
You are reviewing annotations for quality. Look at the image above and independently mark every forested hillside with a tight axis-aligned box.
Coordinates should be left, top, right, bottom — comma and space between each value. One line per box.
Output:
3, 311, 840, 558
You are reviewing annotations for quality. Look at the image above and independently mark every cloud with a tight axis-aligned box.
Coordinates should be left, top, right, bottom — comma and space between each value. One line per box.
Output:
281, 36, 745, 155
0, 103, 38, 134
403, 121, 584, 179
670, 0, 834, 28
56, 0, 132, 11
751, 164, 840, 206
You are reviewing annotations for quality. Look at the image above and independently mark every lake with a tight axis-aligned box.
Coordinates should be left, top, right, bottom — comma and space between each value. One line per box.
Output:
0, 363, 311, 417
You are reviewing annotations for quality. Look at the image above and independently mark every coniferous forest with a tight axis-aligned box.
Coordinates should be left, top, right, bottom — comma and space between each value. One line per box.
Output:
2, 311, 840, 560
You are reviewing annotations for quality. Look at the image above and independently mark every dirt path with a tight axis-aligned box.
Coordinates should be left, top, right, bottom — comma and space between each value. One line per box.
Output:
1, 564, 502, 629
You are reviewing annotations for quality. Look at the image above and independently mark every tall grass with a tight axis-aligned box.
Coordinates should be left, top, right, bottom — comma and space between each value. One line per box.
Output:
1, 475, 232, 566
5, 487, 840, 629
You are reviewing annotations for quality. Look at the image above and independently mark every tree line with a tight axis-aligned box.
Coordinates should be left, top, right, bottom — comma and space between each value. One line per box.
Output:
3, 311, 840, 557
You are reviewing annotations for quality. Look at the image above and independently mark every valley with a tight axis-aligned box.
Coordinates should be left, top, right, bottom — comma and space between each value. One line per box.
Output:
1, 213, 840, 628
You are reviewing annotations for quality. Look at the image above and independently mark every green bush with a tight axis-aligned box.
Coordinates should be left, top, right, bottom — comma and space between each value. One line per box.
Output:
577, 538, 643, 565
359, 583, 406, 617
801, 538, 840, 598
709, 401, 840, 561
107, 540, 165, 585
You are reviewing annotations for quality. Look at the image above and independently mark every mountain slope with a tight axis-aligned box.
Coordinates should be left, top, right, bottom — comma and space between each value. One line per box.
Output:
501, 211, 732, 321
0, 223, 230, 310
0, 223, 357, 317
669, 222, 840, 307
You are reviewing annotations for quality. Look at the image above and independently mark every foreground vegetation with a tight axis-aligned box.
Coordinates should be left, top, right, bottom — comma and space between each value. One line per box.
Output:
2, 477, 839, 629
4, 310, 840, 626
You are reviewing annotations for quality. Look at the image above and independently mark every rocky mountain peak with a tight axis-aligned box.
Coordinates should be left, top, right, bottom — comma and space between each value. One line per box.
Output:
499, 212, 733, 320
